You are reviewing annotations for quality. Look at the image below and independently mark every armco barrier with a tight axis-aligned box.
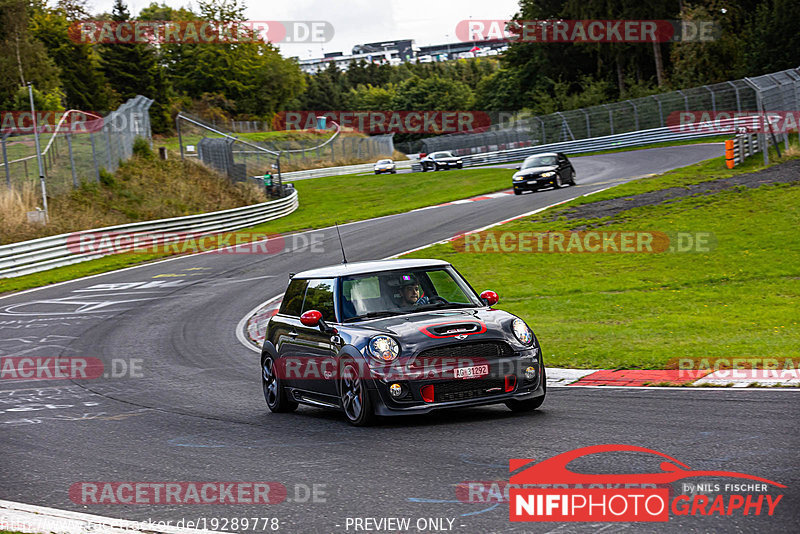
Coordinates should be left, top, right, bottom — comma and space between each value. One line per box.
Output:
0, 189, 298, 279
280, 160, 414, 181
725, 134, 761, 168
283, 121, 737, 179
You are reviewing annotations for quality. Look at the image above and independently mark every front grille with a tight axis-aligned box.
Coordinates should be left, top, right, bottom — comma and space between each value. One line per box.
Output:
411, 341, 513, 369
434, 378, 506, 402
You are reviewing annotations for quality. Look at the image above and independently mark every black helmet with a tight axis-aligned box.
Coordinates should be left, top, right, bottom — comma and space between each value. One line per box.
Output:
399, 274, 419, 287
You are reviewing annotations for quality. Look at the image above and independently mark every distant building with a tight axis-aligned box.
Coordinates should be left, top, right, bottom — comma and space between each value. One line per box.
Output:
297, 38, 507, 74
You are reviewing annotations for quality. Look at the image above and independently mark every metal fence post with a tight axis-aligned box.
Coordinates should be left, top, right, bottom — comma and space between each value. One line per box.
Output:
704, 85, 716, 112
66, 132, 78, 188
727, 81, 741, 112
105, 125, 113, 170
677, 90, 689, 111
652, 95, 664, 127
1, 136, 9, 189
604, 104, 614, 135
629, 100, 639, 131
743, 77, 768, 166
89, 131, 100, 183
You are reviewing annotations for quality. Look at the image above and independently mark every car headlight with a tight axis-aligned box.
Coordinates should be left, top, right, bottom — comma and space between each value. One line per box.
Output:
513, 175, 523, 181
367, 335, 400, 362
511, 318, 533, 345
457, 160, 462, 163
541, 171, 555, 178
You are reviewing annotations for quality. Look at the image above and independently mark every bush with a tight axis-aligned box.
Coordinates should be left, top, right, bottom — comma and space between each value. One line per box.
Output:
132, 137, 154, 159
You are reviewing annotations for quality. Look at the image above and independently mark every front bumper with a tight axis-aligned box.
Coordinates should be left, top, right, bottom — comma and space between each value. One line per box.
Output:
368, 356, 544, 416
513, 176, 556, 190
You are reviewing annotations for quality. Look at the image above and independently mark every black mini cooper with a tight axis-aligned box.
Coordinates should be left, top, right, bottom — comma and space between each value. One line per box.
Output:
260, 259, 545, 426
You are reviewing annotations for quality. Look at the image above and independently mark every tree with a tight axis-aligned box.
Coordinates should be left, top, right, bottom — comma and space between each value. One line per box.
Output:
30, 6, 112, 110
391, 75, 474, 111
0, 0, 62, 109
99, 0, 170, 131
163, 0, 306, 117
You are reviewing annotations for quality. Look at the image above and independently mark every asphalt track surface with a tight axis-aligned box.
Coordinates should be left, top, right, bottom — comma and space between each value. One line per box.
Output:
2, 143, 797, 533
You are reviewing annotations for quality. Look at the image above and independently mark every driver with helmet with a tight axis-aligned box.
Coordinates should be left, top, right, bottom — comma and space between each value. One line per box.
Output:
398, 274, 429, 307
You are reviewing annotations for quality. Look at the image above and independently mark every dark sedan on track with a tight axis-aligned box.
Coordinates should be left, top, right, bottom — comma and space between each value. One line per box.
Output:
512, 152, 576, 194
420, 151, 463, 171
260, 259, 545, 426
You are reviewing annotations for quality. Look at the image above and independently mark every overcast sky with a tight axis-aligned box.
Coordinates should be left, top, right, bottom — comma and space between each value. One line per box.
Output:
88, 0, 521, 58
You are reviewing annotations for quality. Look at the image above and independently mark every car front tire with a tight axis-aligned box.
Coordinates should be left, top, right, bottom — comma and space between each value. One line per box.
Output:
570, 170, 576, 185
340, 360, 376, 426
513, 188, 522, 195
262, 355, 298, 413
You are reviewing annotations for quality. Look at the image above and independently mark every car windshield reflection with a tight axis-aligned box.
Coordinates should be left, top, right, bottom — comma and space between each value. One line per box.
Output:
339, 267, 481, 322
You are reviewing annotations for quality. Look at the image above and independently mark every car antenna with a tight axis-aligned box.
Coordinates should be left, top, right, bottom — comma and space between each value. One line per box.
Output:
335, 222, 348, 264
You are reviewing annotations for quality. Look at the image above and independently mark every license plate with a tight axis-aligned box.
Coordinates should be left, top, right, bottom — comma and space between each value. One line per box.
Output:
454, 364, 489, 379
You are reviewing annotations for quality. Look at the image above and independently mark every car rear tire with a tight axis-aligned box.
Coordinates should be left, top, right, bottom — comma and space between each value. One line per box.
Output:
340, 361, 376, 426
262, 355, 298, 413
555, 174, 564, 188
505, 366, 546, 412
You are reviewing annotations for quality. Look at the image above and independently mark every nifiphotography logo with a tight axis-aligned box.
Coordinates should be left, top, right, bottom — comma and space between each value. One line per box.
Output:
507, 444, 784, 522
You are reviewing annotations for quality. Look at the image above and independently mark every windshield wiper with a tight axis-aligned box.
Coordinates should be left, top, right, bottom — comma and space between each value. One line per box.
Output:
342, 310, 404, 323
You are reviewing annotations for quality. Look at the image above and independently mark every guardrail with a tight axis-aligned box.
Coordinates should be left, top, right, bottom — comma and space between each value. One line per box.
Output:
0, 189, 298, 279
725, 134, 761, 168
279, 160, 414, 181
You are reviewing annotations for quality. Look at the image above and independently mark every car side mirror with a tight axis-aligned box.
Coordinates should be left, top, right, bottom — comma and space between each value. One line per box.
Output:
515, 165, 521, 170
480, 290, 499, 306
300, 310, 322, 327
300, 310, 336, 334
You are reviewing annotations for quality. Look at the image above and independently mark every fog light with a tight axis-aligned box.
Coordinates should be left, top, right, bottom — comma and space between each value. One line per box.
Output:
525, 366, 537, 380
389, 383, 402, 398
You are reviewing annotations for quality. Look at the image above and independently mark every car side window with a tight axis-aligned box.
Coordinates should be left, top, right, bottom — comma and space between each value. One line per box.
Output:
280, 279, 308, 317
301, 278, 336, 322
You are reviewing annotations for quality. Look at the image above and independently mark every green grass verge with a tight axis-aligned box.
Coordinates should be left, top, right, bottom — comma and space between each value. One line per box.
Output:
404, 151, 800, 369
0, 167, 513, 294
549, 140, 797, 212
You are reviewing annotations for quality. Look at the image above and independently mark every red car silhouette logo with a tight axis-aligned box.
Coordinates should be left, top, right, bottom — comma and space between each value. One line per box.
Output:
510, 444, 785, 487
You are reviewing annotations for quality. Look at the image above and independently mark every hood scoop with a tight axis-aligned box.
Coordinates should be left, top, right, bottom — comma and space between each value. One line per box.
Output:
429, 322, 483, 336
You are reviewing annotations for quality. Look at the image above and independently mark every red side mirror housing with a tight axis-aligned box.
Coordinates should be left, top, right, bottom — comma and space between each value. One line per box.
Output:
480, 290, 499, 306
300, 310, 322, 327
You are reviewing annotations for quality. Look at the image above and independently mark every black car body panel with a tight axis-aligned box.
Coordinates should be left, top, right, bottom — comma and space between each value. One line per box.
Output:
261, 259, 545, 424
513, 152, 575, 193
419, 151, 463, 171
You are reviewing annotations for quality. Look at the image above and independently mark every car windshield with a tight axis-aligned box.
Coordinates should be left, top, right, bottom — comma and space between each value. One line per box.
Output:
377, 159, 392, 164
339, 267, 481, 322
522, 155, 557, 169
432, 152, 453, 159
